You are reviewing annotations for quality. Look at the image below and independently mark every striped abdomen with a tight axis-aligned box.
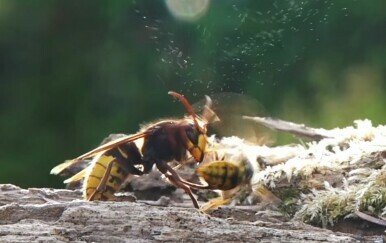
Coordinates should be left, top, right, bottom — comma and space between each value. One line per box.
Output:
83, 152, 127, 200
83, 141, 143, 201
196, 160, 253, 191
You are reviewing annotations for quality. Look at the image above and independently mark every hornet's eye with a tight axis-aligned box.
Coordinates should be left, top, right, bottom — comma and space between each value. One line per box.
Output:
186, 127, 199, 145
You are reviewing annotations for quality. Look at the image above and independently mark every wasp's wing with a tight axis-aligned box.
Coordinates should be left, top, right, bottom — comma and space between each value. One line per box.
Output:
74, 132, 148, 160
63, 150, 106, 183
50, 132, 148, 175
50, 159, 82, 175
63, 167, 88, 183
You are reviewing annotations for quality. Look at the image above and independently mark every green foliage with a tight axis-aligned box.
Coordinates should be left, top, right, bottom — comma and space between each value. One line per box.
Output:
277, 188, 300, 217
0, 0, 385, 187
295, 168, 386, 227
359, 187, 386, 215
357, 170, 386, 215
296, 190, 356, 227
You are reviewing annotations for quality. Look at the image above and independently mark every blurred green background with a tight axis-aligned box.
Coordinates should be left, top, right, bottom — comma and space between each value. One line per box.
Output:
0, 0, 385, 188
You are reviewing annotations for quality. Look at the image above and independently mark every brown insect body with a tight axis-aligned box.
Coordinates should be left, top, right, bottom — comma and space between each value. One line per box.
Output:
51, 91, 211, 208
140, 119, 204, 174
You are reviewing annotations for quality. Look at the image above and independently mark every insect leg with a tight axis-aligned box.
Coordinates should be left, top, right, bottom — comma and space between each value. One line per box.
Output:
164, 173, 199, 209
87, 160, 117, 201
156, 160, 203, 208
94, 157, 140, 196
161, 161, 211, 190
95, 160, 117, 193
199, 197, 232, 213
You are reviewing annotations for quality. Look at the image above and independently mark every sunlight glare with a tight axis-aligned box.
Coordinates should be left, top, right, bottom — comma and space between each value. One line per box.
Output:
165, 0, 210, 22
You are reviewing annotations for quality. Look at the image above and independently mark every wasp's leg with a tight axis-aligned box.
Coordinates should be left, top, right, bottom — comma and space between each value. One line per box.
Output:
161, 161, 211, 190
199, 188, 239, 213
93, 157, 142, 198
87, 160, 118, 201
156, 160, 200, 208
165, 173, 199, 209
199, 197, 232, 213
87, 191, 99, 201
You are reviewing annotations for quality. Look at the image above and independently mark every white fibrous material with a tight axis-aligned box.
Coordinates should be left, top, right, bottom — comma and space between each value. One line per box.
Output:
210, 120, 386, 226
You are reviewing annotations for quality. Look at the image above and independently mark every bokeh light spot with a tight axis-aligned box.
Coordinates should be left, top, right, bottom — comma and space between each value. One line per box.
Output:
165, 0, 210, 22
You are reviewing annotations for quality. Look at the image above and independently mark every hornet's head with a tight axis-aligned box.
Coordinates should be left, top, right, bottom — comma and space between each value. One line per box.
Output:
184, 121, 207, 162
168, 91, 213, 162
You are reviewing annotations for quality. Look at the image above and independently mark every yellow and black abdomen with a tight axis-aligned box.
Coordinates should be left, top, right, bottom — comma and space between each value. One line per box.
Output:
196, 160, 253, 191
83, 141, 144, 201
83, 152, 128, 201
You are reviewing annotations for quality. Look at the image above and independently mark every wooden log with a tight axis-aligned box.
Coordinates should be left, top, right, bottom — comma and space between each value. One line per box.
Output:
0, 184, 380, 242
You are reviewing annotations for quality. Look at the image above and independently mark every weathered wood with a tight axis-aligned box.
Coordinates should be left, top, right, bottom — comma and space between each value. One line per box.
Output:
243, 116, 332, 141
0, 184, 380, 242
2, 119, 386, 242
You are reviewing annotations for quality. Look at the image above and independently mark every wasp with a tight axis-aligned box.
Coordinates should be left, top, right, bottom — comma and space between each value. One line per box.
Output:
192, 138, 283, 212
196, 156, 254, 191
51, 91, 215, 208
55, 133, 144, 201
192, 150, 255, 211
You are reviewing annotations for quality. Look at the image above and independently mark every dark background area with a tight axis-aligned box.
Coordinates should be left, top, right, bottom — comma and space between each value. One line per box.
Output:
0, 0, 385, 188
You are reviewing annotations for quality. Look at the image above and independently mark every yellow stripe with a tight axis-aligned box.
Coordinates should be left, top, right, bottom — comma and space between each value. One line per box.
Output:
82, 152, 128, 201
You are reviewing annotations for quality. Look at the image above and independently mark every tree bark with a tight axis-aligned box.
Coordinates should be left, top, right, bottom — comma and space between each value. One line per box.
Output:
0, 184, 380, 242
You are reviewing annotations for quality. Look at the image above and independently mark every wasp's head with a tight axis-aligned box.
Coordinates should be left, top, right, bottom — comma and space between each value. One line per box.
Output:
184, 120, 207, 162
169, 91, 211, 162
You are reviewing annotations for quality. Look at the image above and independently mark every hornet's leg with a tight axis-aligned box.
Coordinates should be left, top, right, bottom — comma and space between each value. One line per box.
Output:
88, 159, 116, 201
164, 173, 199, 209
156, 160, 201, 208
89, 157, 142, 201
161, 161, 211, 190
199, 197, 232, 213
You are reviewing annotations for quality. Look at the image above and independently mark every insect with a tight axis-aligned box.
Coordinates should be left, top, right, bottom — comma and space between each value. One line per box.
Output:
193, 151, 255, 211
196, 157, 254, 191
192, 137, 283, 212
55, 133, 144, 201
51, 91, 214, 208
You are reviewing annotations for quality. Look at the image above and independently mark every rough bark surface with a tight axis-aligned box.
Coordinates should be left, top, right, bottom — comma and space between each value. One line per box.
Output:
0, 184, 381, 242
